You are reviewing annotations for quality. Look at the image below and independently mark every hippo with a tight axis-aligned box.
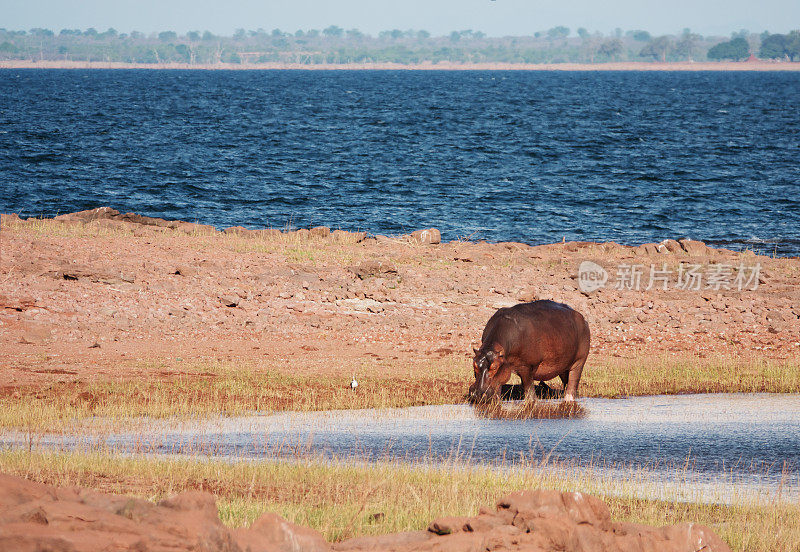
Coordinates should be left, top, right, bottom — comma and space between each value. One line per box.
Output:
469, 300, 590, 403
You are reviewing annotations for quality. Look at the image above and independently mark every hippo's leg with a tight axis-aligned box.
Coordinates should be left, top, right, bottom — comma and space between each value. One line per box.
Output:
520, 370, 537, 402
563, 355, 587, 402
559, 373, 569, 394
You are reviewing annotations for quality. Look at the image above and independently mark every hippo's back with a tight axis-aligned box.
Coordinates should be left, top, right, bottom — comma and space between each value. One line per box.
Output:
483, 300, 589, 366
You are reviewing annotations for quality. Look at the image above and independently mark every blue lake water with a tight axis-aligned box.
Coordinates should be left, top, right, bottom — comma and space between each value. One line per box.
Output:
1, 69, 799, 255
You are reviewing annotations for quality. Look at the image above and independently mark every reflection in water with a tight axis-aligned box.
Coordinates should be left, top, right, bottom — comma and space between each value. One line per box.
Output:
473, 399, 586, 420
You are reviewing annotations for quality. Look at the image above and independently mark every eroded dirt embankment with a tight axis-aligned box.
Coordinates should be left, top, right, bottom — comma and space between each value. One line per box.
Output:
1, 208, 798, 391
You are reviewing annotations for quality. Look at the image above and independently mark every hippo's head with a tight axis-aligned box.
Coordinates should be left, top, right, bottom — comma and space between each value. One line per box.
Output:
468, 344, 506, 403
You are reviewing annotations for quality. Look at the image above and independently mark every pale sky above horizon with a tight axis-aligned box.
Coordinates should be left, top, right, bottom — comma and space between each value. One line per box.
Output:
1, 0, 798, 38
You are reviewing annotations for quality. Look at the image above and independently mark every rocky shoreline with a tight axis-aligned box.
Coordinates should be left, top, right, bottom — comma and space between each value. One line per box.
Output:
0, 473, 731, 552
2, 207, 799, 391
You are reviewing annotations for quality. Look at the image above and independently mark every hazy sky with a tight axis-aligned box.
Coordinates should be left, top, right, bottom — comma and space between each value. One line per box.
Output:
2, 0, 798, 37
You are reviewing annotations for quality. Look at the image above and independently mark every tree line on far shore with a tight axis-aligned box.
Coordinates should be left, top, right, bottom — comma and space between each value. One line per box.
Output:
1, 26, 798, 65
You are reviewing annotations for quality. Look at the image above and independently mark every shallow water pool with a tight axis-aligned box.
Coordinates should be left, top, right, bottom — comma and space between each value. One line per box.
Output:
4, 393, 799, 500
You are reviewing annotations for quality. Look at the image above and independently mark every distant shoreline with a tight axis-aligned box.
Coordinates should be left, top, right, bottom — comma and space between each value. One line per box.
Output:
2, 60, 800, 71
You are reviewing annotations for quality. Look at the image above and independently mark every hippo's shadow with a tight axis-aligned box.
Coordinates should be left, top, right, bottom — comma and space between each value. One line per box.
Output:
471, 382, 583, 420
500, 381, 564, 401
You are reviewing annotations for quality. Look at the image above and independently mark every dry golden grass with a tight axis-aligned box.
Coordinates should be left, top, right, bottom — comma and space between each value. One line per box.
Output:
585, 354, 800, 397
0, 359, 466, 431
2, 216, 380, 267
0, 450, 796, 551
1, 355, 798, 432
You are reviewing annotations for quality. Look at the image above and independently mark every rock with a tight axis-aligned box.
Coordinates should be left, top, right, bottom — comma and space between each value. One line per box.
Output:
172, 265, 197, 277
177, 221, 217, 235
427, 516, 471, 535
234, 512, 330, 552
658, 239, 683, 254
500, 489, 611, 530
94, 218, 130, 232
311, 226, 331, 238
0, 475, 731, 552
334, 531, 431, 551
62, 207, 120, 222
20, 323, 52, 344
331, 230, 367, 244
410, 228, 441, 245
223, 226, 250, 236
609, 307, 634, 324
644, 243, 660, 255
116, 212, 179, 229
0, 474, 240, 552
679, 239, 710, 256
219, 295, 240, 307
53, 264, 132, 285
334, 489, 731, 552
631, 243, 660, 256
518, 288, 539, 302
350, 261, 397, 280
766, 310, 785, 322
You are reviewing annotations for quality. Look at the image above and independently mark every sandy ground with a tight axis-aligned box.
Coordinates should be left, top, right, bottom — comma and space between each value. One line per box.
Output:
2, 60, 799, 71
1, 209, 799, 392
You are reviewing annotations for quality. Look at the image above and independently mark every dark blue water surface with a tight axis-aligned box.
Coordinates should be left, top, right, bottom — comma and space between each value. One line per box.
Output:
1, 70, 799, 255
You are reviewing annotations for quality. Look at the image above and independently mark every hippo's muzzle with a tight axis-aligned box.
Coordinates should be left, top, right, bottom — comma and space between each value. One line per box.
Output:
468, 376, 499, 404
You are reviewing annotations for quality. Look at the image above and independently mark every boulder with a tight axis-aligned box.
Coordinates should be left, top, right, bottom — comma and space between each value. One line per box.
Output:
234, 512, 330, 552
219, 294, 240, 307
679, 239, 710, 257
349, 261, 397, 280
0, 475, 733, 552
334, 489, 731, 552
92, 218, 130, 232
0, 474, 242, 552
60, 207, 120, 221
427, 516, 472, 535
658, 239, 683, 254
634, 243, 661, 256
311, 226, 331, 238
